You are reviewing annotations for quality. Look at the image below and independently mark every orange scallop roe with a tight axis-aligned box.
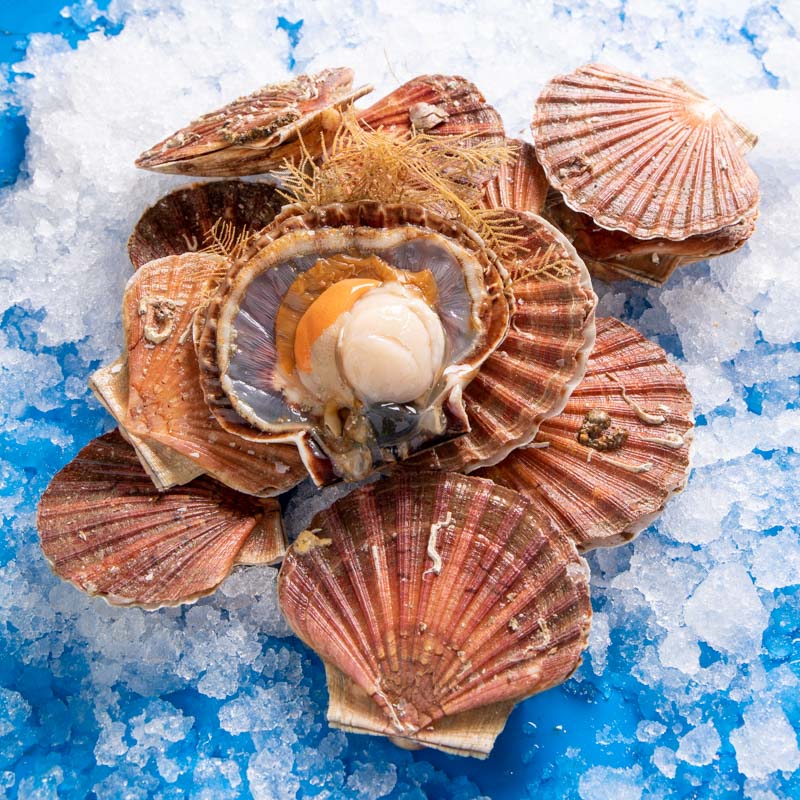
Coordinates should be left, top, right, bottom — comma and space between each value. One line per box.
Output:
293, 278, 380, 373
275, 253, 438, 377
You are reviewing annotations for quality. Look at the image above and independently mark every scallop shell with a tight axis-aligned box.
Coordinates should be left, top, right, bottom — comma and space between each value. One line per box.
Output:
532, 63, 760, 240
135, 68, 372, 177
480, 139, 549, 215
411, 210, 596, 473
121, 252, 308, 496
89, 356, 203, 490
128, 180, 285, 270
545, 189, 757, 286
479, 317, 694, 551
37, 430, 286, 608
278, 471, 591, 757
357, 74, 504, 146
195, 201, 514, 484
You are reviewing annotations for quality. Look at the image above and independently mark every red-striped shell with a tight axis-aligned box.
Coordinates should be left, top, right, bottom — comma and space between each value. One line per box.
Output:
37, 431, 286, 608
135, 68, 372, 177
410, 210, 596, 472
532, 63, 759, 241
120, 252, 307, 496
128, 180, 285, 270
481, 139, 549, 215
278, 471, 591, 757
358, 74, 504, 146
480, 317, 694, 550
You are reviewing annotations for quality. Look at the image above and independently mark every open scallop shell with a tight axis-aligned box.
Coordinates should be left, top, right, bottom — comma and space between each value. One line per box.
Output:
278, 471, 591, 757
121, 252, 307, 496
479, 317, 694, 551
532, 63, 760, 240
411, 211, 596, 473
135, 67, 372, 177
545, 189, 757, 286
195, 201, 514, 484
357, 74, 504, 146
37, 430, 286, 608
481, 139, 549, 215
128, 180, 285, 270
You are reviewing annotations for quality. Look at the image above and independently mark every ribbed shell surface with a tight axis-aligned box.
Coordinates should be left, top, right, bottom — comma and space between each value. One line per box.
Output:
480, 139, 549, 215
278, 471, 591, 756
128, 180, 285, 269
532, 63, 759, 240
37, 431, 286, 608
412, 211, 596, 472
135, 68, 372, 176
480, 317, 694, 550
123, 253, 308, 496
357, 74, 504, 145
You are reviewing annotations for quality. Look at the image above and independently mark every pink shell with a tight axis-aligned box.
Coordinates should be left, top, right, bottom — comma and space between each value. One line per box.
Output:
481, 139, 549, 215
480, 317, 694, 550
532, 63, 759, 240
278, 471, 591, 756
136, 68, 372, 176
37, 431, 286, 608
411, 210, 596, 472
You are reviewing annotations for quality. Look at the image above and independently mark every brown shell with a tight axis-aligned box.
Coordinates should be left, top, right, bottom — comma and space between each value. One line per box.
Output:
195, 201, 513, 484
545, 189, 757, 286
278, 471, 591, 757
122, 252, 308, 496
37, 430, 286, 609
481, 139, 549, 215
358, 74, 504, 146
128, 180, 286, 270
479, 317, 694, 551
411, 211, 596, 473
135, 68, 372, 177
532, 63, 760, 240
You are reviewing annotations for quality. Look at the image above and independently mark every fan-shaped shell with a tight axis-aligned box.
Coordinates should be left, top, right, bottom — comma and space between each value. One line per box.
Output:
121, 252, 307, 496
278, 471, 591, 757
37, 431, 286, 608
128, 180, 285, 270
195, 201, 514, 484
532, 63, 759, 240
411, 211, 596, 473
135, 68, 372, 177
545, 189, 757, 286
357, 74, 504, 146
479, 317, 694, 551
480, 139, 549, 215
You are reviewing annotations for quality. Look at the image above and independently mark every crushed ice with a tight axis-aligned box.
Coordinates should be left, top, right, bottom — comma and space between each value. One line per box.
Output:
1, 0, 799, 797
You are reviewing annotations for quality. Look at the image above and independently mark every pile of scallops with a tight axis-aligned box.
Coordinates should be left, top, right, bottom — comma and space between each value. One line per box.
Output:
37, 65, 759, 757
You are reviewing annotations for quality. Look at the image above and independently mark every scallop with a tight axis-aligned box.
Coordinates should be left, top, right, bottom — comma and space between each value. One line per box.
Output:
278, 471, 591, 757
532, 63, 759, 242
357, 74, 504, 145
135, 67, 372, 177
480, 139, 549, 215
37, 430, 286, 608
195, 201, 514, 485
116, 251, 308, 496
544, 189, 757, 286
479, 317, 694, 550
128, 180, 285, 269
410, 210, 596, 473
